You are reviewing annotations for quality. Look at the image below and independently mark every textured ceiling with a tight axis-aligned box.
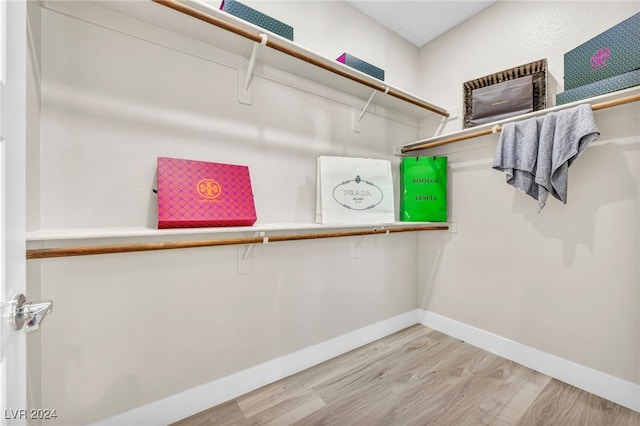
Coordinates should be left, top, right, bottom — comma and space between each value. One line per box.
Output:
344, 1, 496, 47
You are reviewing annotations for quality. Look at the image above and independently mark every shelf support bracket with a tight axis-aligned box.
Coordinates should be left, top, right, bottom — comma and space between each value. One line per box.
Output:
351, 227, 388, 258
237, 231, 268, 274
351, 234, 370, 258
238, 33, 268, 105
352, 87, 388, 132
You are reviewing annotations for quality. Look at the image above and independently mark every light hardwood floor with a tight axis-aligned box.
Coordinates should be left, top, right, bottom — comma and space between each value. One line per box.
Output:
172, 325, 640, 425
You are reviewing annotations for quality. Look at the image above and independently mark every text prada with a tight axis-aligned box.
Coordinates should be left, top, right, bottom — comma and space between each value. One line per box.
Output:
344, 189, 372, 197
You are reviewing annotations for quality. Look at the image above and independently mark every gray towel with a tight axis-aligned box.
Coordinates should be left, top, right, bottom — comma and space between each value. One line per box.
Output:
492, 115, 543, 201
535, 104, 600, 209
493, 104, 600, 210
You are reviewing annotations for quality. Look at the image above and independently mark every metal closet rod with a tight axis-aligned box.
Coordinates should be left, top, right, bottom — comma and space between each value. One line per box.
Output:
152, 0, 449, 117
26, 225, 449, 259
402, 92, 640, 153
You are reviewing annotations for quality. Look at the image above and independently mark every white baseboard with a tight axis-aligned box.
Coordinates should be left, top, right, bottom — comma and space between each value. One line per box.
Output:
93, 308, 639, 425
418, 309, 640, 413
91, 309, 421, 426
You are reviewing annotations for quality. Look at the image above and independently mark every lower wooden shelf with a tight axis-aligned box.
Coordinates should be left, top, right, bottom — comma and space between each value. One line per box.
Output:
26, 222, 450, 259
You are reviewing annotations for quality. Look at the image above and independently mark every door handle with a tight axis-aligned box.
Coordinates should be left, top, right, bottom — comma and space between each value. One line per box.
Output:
7, 294, 52, 333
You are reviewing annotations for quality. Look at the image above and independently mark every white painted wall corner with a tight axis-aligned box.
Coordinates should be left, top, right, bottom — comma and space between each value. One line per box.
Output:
92, 309, 639, 425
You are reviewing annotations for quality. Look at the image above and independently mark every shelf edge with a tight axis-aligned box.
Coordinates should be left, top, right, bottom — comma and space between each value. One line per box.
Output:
26, 222, 451, 242
402, 86, 640, 152
26, 223, 450, 259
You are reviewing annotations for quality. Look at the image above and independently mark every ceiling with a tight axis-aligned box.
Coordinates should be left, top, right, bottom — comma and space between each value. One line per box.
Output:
344, 1, 496, 47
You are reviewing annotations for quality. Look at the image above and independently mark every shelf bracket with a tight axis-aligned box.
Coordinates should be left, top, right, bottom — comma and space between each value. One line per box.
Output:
238, 33, 268, 105
351, 234, 370, 258
237, 231, 268, 274
431, 106, 459, 136
351, 228, 388, 258
352, 87, 388, 132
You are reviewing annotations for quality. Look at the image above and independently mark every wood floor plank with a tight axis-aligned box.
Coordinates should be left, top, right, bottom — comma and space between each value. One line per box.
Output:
384, 353, 517, 425
290, 382, 397, 425
517, 379, 640, 426
313, 329, 466, 405
308, 332, 518, 424
245, 389, 326, 426
236, 324, 430, 418
170, 400, 252, 426
174, 325, 640, 426
474, 365, 552, 425
382, 336, 504, 422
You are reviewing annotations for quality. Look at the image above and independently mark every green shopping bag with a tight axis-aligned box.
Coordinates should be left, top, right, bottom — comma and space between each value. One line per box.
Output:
400, 156, 447, 222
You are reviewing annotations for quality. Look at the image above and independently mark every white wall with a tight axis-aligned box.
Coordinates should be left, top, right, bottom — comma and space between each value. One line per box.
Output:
28, 1, 422, 424
416, 1, 640, 385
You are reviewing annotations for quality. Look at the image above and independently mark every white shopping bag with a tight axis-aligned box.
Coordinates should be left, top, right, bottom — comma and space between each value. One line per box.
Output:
316, 156, 395, 224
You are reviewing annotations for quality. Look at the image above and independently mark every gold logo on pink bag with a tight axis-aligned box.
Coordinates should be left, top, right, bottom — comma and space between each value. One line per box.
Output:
197, 178, 222, 199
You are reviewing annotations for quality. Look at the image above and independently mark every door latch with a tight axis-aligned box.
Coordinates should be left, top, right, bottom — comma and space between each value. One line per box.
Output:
7, 294, 52, 333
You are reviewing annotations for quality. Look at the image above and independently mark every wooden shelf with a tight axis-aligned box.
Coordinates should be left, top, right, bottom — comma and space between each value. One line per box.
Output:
26, 222, 449, 243
51, 0, 451, 120
401, 86, 640, 152
26, 222, 450, 259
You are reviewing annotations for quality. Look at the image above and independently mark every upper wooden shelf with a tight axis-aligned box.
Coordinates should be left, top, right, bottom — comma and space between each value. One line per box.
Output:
68, 0, 450, 120
401, 86, 640, 153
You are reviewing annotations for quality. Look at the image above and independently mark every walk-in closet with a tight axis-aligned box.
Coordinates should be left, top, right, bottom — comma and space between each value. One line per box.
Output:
2, 1, 639, 424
